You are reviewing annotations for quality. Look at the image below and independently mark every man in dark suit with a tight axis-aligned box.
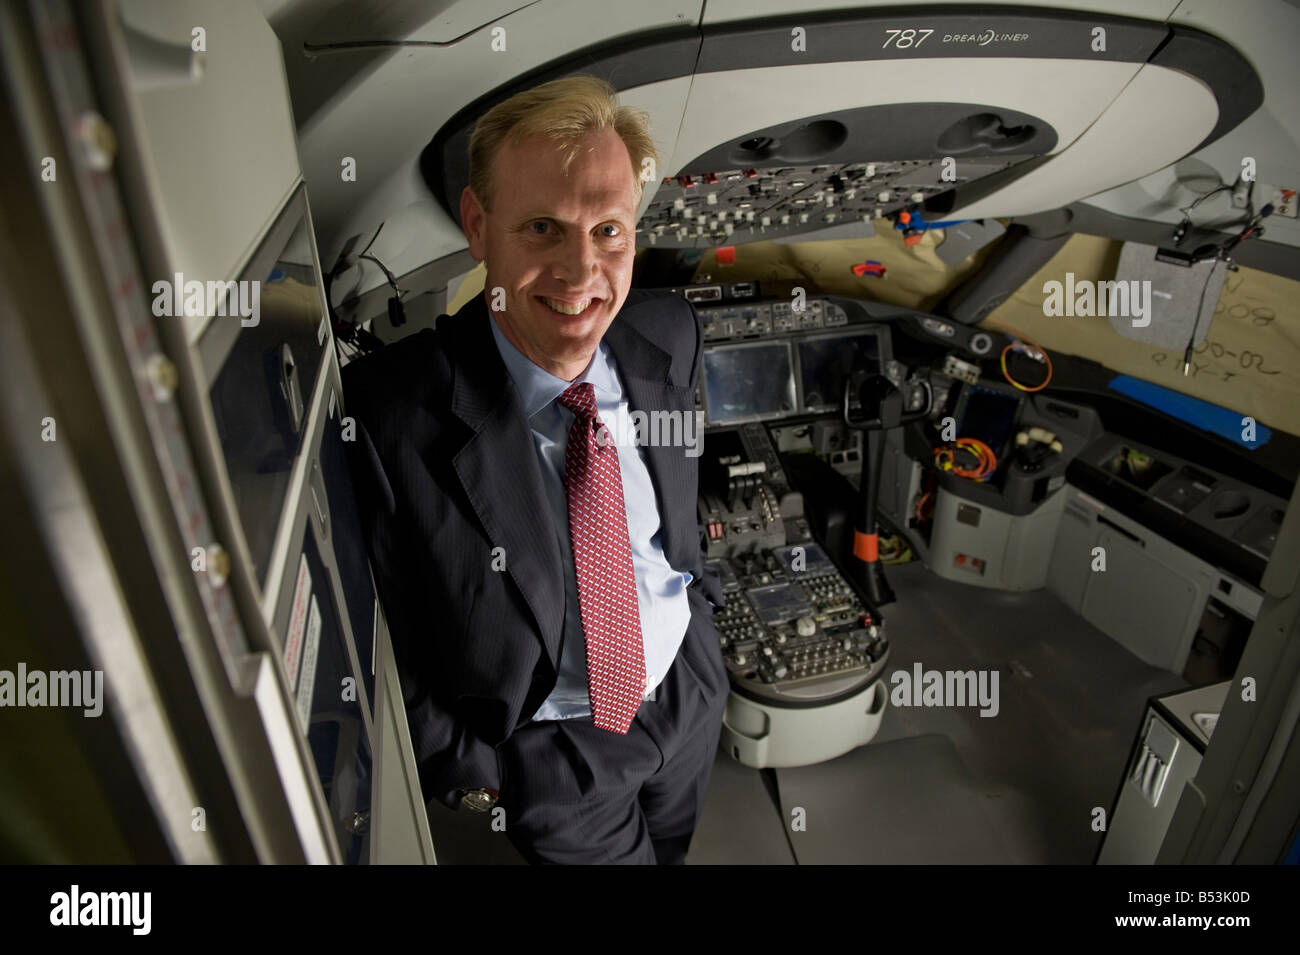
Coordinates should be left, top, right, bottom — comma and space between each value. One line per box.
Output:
342, 75, 728, 863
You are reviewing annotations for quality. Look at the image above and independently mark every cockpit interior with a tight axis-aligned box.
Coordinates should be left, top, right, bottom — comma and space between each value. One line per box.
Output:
2, 0, 1298, 876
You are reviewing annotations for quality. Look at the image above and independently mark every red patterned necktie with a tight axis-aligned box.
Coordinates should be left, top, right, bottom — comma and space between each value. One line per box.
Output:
556, 382, 646, 734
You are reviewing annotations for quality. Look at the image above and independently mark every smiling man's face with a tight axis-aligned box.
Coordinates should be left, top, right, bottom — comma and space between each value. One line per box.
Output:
461, 125, 639, 382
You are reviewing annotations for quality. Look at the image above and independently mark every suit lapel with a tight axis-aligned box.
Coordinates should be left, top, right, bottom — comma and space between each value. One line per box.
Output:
603, 314, 696, 567
448, 294, 566, 670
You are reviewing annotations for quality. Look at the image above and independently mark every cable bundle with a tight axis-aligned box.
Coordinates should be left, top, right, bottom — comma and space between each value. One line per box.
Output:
933, 438, 998, 481
978, 318, 1053, 392
999, 338, 1053, 392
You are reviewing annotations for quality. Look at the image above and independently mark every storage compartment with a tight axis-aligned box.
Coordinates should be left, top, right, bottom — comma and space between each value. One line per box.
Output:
1048, 487, 1264, 676
1154, 464, 1216, 513
927, 485, 1065, 591
1232, 505, 1284, 557
1103, 444, 1172, 491
1081, 529, 1198, 671
1183, 597, 1252, 685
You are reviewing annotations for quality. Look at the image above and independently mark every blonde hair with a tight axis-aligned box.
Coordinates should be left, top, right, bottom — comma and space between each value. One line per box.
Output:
468, 75, 659, 211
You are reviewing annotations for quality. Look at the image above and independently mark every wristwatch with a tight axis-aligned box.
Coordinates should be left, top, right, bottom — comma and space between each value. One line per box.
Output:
459, 788, 499, 812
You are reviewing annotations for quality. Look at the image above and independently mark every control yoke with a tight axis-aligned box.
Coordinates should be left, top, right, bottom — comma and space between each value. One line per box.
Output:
842, 366, 932, 606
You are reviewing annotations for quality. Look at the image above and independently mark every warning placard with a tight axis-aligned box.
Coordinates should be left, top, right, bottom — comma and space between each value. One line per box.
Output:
283, 555, 311, 691
295, 596, 322, 730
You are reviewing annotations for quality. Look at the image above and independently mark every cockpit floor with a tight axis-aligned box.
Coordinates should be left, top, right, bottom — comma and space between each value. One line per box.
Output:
426, 560, 1187, 864
687, 561, 1189, 864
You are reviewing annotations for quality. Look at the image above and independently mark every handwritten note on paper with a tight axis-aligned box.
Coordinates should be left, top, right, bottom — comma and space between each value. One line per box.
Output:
1146, 270, 1285, 385
982, 235, 1300, 438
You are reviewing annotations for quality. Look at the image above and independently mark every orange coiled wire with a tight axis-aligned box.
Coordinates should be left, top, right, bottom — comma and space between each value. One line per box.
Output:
933, 437, 998, 481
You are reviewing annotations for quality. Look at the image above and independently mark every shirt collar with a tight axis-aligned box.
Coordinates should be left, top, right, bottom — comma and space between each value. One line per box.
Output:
488, 311, 620, 418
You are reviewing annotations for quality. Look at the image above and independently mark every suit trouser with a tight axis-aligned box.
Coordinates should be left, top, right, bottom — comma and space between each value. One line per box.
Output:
495, 603, 729, 864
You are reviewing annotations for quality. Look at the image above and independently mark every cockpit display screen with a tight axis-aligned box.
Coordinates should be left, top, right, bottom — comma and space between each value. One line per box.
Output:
703, 342, 796, 424
958, 384, 1022, 465
797, 331, 883, 413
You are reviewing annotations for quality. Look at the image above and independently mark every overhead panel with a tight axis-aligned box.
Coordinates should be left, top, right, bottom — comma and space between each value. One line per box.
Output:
650, 6, 1194, 246
420, 5, 1260, 252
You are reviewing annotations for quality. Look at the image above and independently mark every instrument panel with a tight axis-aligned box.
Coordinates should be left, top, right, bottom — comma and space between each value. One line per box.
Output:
710, 542, 888, 706
694, 296, 906, 426
686, 293, 912, 707
635, 158, 1026, 249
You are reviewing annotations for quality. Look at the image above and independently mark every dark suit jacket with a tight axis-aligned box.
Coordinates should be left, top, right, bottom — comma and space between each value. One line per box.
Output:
342, 288, 722, 811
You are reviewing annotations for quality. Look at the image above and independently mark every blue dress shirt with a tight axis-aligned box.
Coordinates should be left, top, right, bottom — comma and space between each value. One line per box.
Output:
487, 314, 693, 721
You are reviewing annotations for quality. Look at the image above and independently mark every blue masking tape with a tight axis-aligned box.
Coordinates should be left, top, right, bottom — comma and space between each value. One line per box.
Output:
1107, 375, 1270, 449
